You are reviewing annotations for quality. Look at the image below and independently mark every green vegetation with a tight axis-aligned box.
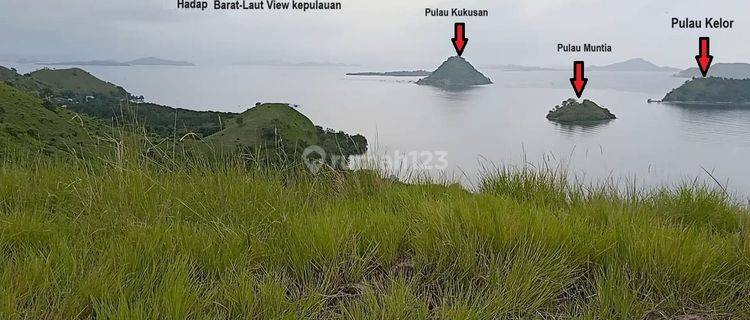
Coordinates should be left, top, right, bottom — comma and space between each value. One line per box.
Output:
0, 65, 367, 161
0, 66, 17, 80
1, 64, 749, 319
0, 82, 104, 155
0, 66, 45, 93
206, 103, 367, 166
208, 103, 319, 151
547, 99, 617, 123
0, 147, 748, 318
315, 126, 368, 161
27, 68, 128, 97
663, 78, 750, 104
70, 101, 235, 138
0, 66, 233, 138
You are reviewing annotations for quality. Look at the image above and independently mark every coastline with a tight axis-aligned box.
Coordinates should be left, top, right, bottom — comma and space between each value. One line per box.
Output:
660, 100, 750, 106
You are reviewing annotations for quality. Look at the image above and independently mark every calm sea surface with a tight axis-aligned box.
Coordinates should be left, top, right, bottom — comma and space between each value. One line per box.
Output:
11, 64, 750, 199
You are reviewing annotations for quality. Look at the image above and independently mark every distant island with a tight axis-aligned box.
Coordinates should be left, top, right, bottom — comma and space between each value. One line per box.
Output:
662, 78, 750, 104
45, 60, 130, 66
675, 63, 750, 79
346, 70, 431, 77
483, 64, 562, 71
238, 59, 360, 67
589, 58, 679, 72
547, 99, 617, 123
39, 57, 195, 67
416, 56, 492, 88
16, 58, 48, 64
126, 57, 195, 66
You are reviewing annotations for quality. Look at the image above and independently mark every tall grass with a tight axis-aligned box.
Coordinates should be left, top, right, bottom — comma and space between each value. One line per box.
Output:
0, 140, 749, 319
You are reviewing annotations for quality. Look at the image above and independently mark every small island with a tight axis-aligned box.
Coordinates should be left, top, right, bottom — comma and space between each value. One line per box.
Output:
546, 99, 617, 123
346, 70, 431, 77
662, 78, 750, 104
416, 56, 492, 88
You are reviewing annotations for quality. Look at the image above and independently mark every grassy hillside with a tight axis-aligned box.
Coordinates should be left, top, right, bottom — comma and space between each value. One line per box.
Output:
0, 65, 231, 138
2, 65, 368, 164
0, 82, 102, 155
205, 103, 367, 167
0, 151, 748, 319
0, 66, 45, 94
0, 66, 16, 80
28, 68, 127, 97
3, 66, 368, 158
663, 78, 750, 104
208, 103, 320, 151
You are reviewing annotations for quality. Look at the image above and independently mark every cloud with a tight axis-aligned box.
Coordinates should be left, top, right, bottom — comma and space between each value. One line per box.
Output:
1, 0, 748, 68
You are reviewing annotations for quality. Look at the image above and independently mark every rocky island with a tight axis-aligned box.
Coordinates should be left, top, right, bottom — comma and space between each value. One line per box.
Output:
416, 56, 492, 88
546, 99, 617, 123
662, 78, 750, 104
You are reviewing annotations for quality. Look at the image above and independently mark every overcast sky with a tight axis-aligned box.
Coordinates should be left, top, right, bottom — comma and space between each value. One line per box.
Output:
1, 0, 748, 69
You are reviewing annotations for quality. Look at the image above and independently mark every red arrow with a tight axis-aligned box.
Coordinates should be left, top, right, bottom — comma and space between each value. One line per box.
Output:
695, 37, 713, 77
570, 61, 588, 98
452, 23, 468, 56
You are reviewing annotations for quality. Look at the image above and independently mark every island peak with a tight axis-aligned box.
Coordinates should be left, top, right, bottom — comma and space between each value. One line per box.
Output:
416, 56, 492, 88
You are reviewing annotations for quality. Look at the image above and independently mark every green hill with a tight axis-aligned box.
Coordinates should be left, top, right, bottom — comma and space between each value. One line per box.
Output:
663, 78, 750, 104
0, 65, 231, 138
1, 66, 367, 163
0, 66, 45, 93
0, 82, 96, 154
28, 68, 127, 97
206, 103, 367, 166
1, 66, 125, 98
0, 66, 16, 80
208, 103, 319, 151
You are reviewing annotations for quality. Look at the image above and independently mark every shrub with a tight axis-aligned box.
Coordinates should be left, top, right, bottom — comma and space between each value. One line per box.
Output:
42, 99, 56, 111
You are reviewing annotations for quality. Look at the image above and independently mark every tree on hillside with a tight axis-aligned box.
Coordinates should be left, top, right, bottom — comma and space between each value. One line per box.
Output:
40, 87, 54, 99
42, 99, 56, 111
